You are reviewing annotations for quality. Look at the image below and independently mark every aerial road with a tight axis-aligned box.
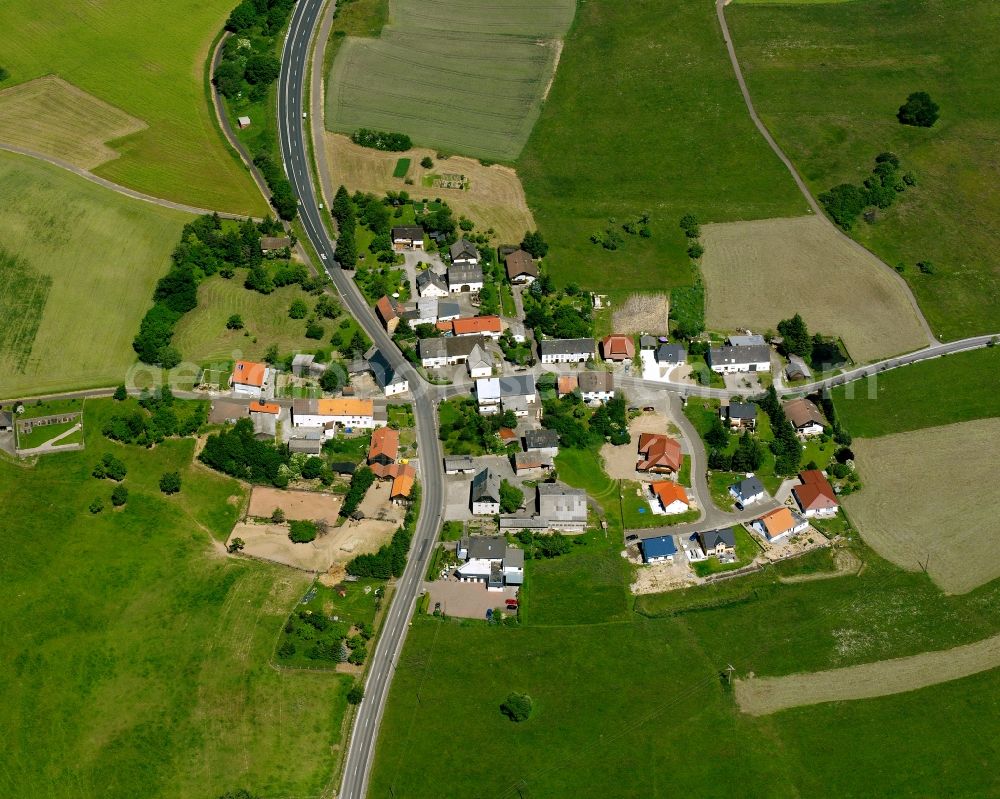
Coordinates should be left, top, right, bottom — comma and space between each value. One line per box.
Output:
276, 1, 444, 796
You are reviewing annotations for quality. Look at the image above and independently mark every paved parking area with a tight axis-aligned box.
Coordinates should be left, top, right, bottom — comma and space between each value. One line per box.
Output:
423, 578, 518, 619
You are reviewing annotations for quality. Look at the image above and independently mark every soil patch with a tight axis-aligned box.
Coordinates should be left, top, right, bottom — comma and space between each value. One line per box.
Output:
611, 293, 669, 335
229, 518, 395, 572
248, 486, 343, 527
601, 412, 674, 481
735, 631, 1000, 716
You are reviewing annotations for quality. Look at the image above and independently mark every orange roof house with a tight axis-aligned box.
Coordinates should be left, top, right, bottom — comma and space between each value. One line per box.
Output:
498, 427, 518, 444
650, 481, 689, 512
557, 375, 578, 396
316, 398, 373, 417
754, 507, 807, 541
375, 296, 400, 333
636, 433, 682, 473
452, 316, 502, 336
390, 464, 417, 501
248, 400, 280, 414
368, 427, 399, 470
231, 360, 267, 388
792, 470, 839, 514
601, 335, 635, 362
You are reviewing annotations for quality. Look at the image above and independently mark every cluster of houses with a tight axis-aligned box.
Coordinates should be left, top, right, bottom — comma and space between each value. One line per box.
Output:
641, 527, 737, 565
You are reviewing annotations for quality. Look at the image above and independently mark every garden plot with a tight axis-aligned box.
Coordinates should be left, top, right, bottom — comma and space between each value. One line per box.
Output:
325, 0, 576, 161
844, 418, 1000, 594
701, 216, 929, 362
612, 293, 670, 335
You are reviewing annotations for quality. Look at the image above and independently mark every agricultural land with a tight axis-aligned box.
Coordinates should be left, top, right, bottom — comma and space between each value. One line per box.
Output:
0, 0, 264, 213
517, 0, 809, 292
831, 346, 1000, 437
325, 0, 576, 161
323, 133, 534, 243
0, 151, 190, 398
370, 441, 1000, 797
701, 216, 929, 362
845, 419, 1000, 594
728, 0, 1000, 340
0, 399, 351, 799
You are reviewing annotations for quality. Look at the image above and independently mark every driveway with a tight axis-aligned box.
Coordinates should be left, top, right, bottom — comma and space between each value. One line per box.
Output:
423, 578, 518, 620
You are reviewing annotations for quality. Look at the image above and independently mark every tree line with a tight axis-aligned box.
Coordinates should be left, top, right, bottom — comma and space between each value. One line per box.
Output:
346, 484, 421, 578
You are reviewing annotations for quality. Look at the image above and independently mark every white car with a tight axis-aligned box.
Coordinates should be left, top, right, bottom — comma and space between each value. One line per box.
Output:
320, 253, 327, 260
302, 112, 307, 119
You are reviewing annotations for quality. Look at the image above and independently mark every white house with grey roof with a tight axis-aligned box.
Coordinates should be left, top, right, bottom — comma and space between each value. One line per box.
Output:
444, 455, 476, 475
536, 484, 588, 532
655, 344, 686, 367
419, 335, 488, 369
708, 344, 771, 374
539, 338, 596, 364
475, 374, 536, 416
577, 371, 615, 403
416, 269, 448, 298
470, 467, 501, 515
729, 476, 766, 508
449, 239, 480, 267
525, 428, 559, 456
456, 535, 524, 588
447, 263, 484, 293
466, 342, 494, 378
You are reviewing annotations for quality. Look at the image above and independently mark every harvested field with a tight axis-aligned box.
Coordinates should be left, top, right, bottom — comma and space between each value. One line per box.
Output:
324, 133, 534, 243
0, 76, 146, 170
248, 487, 342, 526
701, 216, 929, 362
325, 0, 575, 161
611, 293, 669, 335
735, 631, 1000, 716
844, 419, 1000, 594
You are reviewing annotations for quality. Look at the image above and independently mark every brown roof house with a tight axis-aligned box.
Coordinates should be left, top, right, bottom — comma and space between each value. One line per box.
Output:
792, 470, 839, 517
636, 433, 682, 474
601, 335, 635, 362
375, 295, 400, 334
505, 250, 538, 284
783, 398, 826, 437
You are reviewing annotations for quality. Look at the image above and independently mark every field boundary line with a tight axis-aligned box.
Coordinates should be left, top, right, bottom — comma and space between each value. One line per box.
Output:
735, 631, 1000, 716
714, 0, 938, 346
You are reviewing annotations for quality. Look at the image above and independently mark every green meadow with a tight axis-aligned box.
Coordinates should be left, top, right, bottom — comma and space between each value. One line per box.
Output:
0, 151, 190, 398
728, 0, 1000, 339
518, 0, 808, 292
0, 399, 351, 799
0, 0, 264, 213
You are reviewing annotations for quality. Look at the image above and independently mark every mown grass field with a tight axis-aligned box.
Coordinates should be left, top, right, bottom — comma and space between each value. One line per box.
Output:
0, 0, 264, 213
0, 151, 190, 398
172, 273, 334, 365
371, 448, 1000, 797
728, 0, 1000, 340
518, 0, 809, 292
0, 399, 351, 799
831, 346, 1000, 437
326, 0, 575, 162
701, 216, 929, 362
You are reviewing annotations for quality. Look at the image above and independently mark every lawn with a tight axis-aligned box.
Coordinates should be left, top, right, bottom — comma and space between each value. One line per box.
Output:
437, 397, 489, 455
171, 272, 337, 365
517, 0, 808, 292
15, 419, 79, 450
728, 0, 1000, 340
831, 346, 1000, 438
0, 152, 191, 398
0, 0, 264, 214
0, 399, 351, 799
326, 0, 576, 161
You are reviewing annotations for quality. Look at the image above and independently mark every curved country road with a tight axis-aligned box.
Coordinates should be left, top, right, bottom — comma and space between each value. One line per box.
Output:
714, 0, 939, 346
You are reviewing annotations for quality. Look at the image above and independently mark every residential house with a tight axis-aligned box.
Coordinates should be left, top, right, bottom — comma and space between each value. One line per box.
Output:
451, 315, 502, 339
793, 470, 839, 517
753, 507, 808, 543
720, 402, 758, 431
785, 354, 812, 381
513, 450, 552, 476
402, 297, 439, 327
230, 360, 270, 398
416, 268, 448, 298
783, 398, 826, 437
640, 534, 677, 564
456, 536, 524, 587
498, 427, 519, 446
698, 528, 736, 558
651, 480, 690, 514
640, 335, 657, 350
447, 263, 484, 293
288, 431, 323, 455
437, 301, 461, 322
475, 375, 536, 416
536, 484, 588, 532
708, 344, 771, 374
557, 375, 578, 397
655, 344, 687, 368
389, 464, 417, 505
450, 239, 480, 267
504, 249, 538, 284
391, 225, 424, 250
539, 338, 595, 364
636, 433, 682, 474
290, 398, 384, 436
249, 401, 278, 440
470, 467, 501, 515
601, 334, 635, 362
260, 236, 291, 253
367, 427, 399, 477
524, 428, 559, 457
419, 335, 488, 369
578, 371, 615, 404
375, 296, 400, 334
367, 347, 409, 396
466, 342, 494, 378
444, 455, 476, 475
729, 476, 766, 509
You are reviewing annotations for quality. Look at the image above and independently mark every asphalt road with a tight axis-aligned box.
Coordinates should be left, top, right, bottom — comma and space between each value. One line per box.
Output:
277, 2, 444, 797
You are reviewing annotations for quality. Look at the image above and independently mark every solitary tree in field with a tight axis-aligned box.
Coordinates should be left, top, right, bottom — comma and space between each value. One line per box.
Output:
897, 91, 939, 127
347, 682, 365, 705
226, 314, 244, 330
159, 471, 182, 495
113, 384, 128, 401
500, 692, 532, 722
